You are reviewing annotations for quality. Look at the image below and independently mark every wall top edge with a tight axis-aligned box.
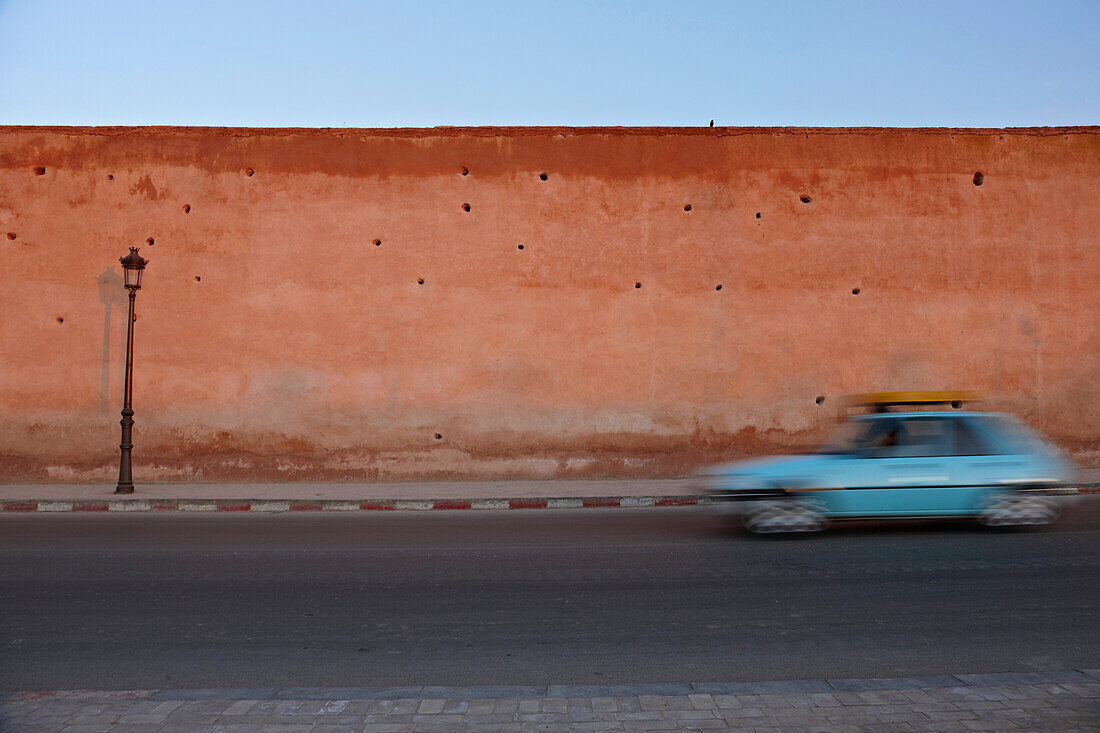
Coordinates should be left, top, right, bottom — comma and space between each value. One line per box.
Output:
0, 125, 1097, 138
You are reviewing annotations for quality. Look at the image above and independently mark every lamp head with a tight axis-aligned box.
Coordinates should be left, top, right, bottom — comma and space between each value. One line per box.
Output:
120, 247, 148, 289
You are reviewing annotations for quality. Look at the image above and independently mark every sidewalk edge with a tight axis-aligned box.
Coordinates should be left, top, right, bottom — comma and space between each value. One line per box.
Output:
0, 496, 711, 513
4, 668, 1097, 702
2, 485, 1095, 513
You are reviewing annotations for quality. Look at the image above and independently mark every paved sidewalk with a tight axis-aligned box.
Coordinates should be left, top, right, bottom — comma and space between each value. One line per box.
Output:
0, 470, 1097, 513
0, 478, 701, 513
2, 671, 1097, 732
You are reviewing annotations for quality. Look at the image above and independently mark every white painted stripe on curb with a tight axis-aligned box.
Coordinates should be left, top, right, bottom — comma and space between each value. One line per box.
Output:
547, 498, 583, 509
39, 501, 74, 512
109, 501, 151, 512
621, 496, 656, 507
471, 499, 509, 510
179, 502, 218, 512
322, 502, 360, 511
250, 501, 290, 513
394, 500, 434, 511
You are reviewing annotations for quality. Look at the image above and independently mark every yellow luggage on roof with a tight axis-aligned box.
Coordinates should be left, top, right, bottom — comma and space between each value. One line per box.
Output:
846, 390, 984, 407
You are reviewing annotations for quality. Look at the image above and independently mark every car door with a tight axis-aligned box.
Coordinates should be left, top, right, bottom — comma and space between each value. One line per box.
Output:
845, 417, 955, 515
816, 416, 898, 516
950, 415, 1029, 508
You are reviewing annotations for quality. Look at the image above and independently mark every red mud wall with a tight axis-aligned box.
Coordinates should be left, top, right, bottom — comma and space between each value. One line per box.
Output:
0, 126, 1097, 483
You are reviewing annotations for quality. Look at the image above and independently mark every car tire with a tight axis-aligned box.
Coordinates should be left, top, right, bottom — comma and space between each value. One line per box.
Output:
978, 494, 1059, 527
742, 500, 828, 534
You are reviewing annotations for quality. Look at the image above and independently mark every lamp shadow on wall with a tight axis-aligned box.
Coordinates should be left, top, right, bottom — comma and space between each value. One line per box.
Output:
96, 267, 127, 409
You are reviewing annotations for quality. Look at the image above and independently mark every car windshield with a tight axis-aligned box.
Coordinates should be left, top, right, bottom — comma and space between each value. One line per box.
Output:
978, 414, 1057, 456
815, 417, 899, 454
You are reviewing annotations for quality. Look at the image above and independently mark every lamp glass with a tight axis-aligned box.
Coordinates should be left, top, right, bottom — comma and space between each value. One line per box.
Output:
124, 266, 143, 288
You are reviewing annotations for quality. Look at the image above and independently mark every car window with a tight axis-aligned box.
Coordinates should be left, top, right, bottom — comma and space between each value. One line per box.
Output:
816, 417, 900, 455
953, 418, 996, 456
869, 417, 952, 459
974, 414, 1056, 456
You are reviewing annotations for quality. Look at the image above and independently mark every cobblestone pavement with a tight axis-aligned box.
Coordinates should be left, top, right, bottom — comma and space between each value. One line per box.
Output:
2, 672, 1097, 732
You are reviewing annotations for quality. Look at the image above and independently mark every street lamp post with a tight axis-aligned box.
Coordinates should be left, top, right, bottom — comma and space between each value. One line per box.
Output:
115, 247, 148, 494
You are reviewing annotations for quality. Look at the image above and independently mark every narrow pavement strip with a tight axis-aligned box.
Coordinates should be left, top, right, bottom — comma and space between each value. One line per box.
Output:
2, 671, 1097, 732
0, 479, 700, 514
0, 495, 705, 513
0, 474, 1097, 513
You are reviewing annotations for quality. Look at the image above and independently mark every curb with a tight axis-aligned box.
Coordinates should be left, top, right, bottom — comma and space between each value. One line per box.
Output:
0, 495, 708, 513
5, 668, 1099, 702
2, 486, 1094, 514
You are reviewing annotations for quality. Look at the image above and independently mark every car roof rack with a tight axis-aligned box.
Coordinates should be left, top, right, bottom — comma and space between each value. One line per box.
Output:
846, 390, 983, 410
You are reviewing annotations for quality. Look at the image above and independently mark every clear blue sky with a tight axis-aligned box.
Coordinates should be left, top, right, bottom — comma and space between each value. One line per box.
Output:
1, 0, 1096, 127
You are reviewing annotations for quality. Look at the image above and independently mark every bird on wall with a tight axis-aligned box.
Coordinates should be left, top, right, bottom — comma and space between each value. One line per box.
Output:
709, 120, 714, 127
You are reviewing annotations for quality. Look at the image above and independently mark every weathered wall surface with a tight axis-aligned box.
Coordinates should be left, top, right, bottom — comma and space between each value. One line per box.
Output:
0, 126, 1097, 482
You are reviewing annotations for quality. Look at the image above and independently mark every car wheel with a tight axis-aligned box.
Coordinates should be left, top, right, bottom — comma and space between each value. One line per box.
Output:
978, 495, 1059, 527
742, 500, 828, 534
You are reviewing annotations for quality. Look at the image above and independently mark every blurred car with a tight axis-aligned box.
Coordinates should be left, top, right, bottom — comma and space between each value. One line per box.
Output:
700, 391, 1075, 533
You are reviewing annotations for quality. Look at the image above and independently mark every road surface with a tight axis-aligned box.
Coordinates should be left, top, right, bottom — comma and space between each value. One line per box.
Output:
2, 505, 1098, 690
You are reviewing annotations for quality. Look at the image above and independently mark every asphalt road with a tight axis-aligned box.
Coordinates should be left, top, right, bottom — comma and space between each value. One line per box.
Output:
2, 504, 1098, 690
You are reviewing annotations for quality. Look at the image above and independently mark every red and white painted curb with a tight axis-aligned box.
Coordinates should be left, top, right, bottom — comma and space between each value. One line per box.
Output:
0, 496, 706, 513
1, 487, 1094, 513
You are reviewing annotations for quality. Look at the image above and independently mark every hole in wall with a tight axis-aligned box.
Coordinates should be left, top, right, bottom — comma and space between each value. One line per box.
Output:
815, 395, 826, 405
461, 203, 471, 212
851, 288, 861, 295
517, 244, 524, 250
951, 400, 962, 409
434, 433, 443, 440
539, 173, 548, 181
6, 233, 15, 240
799, 195, 812, 204
107, 174, 114, 181
755, 212, 761, 219
373, 239, 382, 246
417, 277, 424, 285
56, 316, 64, 324
195, 276, 201, 282
34, 167, 45, 176
146, 237, 155, 246
181, 204, 191, 214
973, 172, 984, 186
460, 166, 469, 176
715, 284, 722, 291
634, 282, 642, 289
245, 168, 255, 177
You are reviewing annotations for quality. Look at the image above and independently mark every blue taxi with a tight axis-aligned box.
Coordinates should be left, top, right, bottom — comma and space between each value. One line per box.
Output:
701, 392, 1075, 533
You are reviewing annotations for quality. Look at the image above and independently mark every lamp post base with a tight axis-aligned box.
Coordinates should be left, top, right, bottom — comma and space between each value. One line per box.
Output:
116, 408, 134, 494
